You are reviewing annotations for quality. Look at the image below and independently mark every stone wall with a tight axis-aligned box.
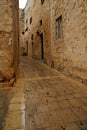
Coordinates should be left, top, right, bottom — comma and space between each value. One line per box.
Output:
24, 0, 87, 84
24, 0, 52, 65
0, 0, 19, 82
51, 0, 87, 84
19, 9, 25, 55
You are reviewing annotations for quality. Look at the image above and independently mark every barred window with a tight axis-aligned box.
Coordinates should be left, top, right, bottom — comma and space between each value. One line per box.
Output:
56, 16, 62, 39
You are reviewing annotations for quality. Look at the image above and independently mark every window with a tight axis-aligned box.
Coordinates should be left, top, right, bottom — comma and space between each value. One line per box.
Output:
30, 17, 32, 24
31, 34, 33, 40
56, 15, 62, 39
41, 0, 45, 4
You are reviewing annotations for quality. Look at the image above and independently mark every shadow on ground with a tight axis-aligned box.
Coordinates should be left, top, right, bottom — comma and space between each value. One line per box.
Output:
0, 86, 13, 130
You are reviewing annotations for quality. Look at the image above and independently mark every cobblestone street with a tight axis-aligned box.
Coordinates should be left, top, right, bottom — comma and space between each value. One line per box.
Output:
1, 57, 87, 130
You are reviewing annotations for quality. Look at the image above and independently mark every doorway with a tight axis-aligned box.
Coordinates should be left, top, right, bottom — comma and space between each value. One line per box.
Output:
40, 33, 44, 60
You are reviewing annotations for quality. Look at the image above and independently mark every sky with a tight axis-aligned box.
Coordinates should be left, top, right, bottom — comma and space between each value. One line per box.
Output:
19, 0, 27, 9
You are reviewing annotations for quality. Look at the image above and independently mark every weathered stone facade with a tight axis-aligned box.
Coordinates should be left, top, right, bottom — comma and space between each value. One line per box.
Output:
51, 0, 87, 84
24, 0, 87, 84
0, 0, 19, 82
24, 0, 52, 64
19, 9, 25, 55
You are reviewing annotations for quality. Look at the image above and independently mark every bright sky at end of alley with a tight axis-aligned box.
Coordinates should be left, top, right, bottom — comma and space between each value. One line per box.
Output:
19, 0, 27, 9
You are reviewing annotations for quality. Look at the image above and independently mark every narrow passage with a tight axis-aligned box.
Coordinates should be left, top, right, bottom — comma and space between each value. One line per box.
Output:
3, 57, 87, 130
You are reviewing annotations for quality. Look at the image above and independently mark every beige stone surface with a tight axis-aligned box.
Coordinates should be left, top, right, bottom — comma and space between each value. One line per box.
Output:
51, 0, 87, 84
24, 0, 52, 65
0, 0, 87, 129
19, 9, 25, 55
1, 57, 87, 130
0, 0, 19, 81
24, 0, 87, 84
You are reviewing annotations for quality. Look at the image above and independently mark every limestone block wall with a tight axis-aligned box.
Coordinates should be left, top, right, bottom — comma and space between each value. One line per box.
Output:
24, 0, 52, 65
19, 9, 24, 55
24, 0, 87, 84
0, 0, 19, 81
24, 0, 30, 56
51, 0, 87, 84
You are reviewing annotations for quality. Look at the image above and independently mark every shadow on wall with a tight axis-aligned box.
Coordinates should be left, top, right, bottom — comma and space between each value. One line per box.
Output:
20, 47, 27, 56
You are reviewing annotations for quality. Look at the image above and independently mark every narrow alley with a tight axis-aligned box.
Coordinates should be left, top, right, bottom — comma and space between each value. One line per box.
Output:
1, 56, 87, 130
0, 0, 87, 130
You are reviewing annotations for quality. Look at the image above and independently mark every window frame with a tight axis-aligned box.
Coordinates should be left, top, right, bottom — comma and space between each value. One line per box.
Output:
56, 15, 62, 39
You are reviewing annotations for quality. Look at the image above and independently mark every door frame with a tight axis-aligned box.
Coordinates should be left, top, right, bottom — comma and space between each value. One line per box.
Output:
40, 33, 44, 60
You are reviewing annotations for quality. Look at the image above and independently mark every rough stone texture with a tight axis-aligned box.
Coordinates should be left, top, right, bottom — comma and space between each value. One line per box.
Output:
24, 0, 87, 84
1, 57, 87, 130
19, 9, 25, 55
0, 0, 19, 81
51, 0, 87, 84
0, 72, 5, 82
24, 0, 52, 65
